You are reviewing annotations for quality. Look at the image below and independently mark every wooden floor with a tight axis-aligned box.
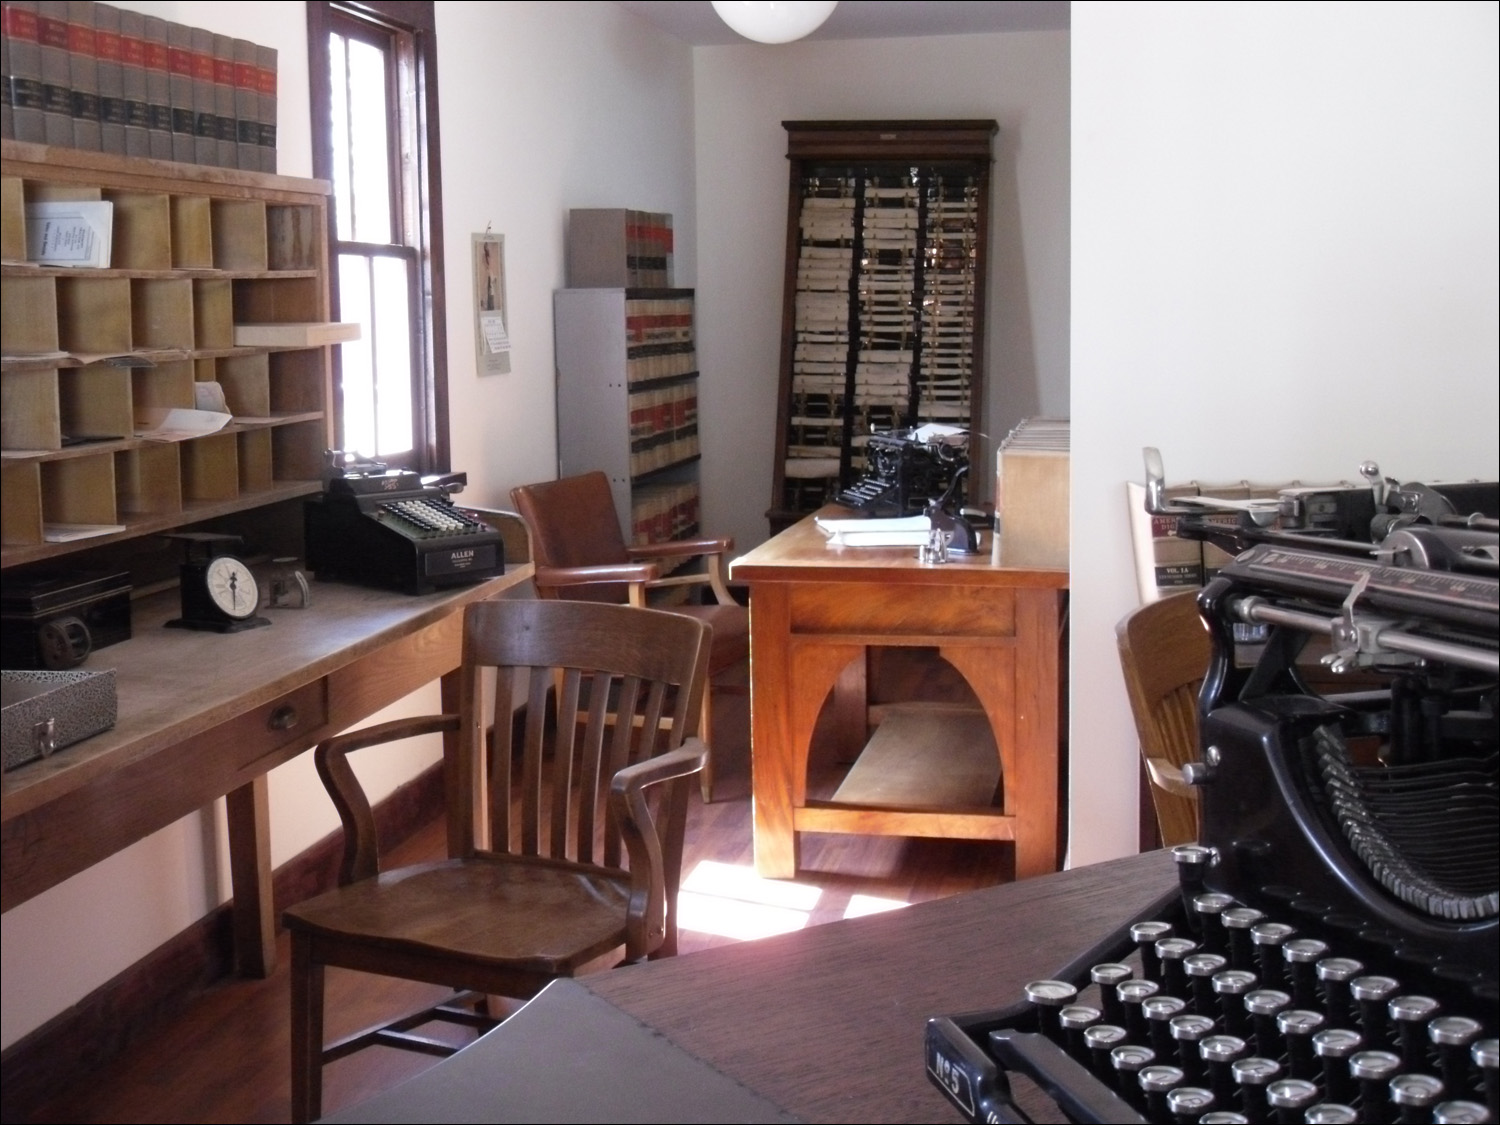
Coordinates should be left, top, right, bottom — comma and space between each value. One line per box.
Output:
23, 651, 1017, 1124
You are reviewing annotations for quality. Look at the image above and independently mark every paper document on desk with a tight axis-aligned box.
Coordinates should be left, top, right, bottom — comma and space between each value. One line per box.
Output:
815, 513, 931, 547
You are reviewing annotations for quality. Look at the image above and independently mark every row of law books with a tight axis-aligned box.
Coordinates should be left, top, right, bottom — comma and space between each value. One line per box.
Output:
628, 379, 697, 448
2, 0, 278, 173
629, 424, 699, 480
624, 295, 696, 384
630, 480, 699, 549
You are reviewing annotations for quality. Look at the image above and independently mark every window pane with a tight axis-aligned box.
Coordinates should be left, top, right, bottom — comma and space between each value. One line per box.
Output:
372, 256, 414, 457
337, 254, 376, 455
328, 33, 393, 244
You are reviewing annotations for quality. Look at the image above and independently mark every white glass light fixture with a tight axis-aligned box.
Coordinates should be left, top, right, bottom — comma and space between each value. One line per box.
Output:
710, 1, 838, 44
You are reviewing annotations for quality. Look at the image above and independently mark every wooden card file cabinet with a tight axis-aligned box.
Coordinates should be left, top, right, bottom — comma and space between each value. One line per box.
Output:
730, 510, 1068, 880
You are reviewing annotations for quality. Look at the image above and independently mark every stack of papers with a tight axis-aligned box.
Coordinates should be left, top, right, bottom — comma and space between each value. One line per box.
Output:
815, 514, 931, 547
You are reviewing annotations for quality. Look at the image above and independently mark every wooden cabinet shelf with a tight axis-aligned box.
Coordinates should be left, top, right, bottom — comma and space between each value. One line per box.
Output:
1, 140, 334, 579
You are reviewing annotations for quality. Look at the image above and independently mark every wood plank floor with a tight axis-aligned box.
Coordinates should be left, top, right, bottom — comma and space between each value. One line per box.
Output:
22, 651, 1018, 1124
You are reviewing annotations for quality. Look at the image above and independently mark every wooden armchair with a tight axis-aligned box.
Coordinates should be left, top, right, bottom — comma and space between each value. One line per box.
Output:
510, 471, 749, 801
282, 598, 711, 1122
1115, 591, 1211, 848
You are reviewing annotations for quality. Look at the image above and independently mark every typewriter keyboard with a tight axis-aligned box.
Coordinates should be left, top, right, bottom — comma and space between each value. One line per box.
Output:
927, 847, 1499, 1124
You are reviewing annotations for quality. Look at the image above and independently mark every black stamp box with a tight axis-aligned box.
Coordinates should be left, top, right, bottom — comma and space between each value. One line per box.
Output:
1, 571, 132, 670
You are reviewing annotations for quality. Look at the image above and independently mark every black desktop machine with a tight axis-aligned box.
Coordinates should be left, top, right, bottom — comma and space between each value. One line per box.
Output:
927, 455, 1499, 1124
304, 457, 504, 595
836, 426, 970, 517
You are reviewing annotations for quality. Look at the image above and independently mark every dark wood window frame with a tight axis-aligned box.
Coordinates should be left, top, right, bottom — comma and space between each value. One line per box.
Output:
307, 0, 450, 472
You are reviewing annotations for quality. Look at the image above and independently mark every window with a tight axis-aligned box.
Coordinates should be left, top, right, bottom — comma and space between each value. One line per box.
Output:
307, 1, 448, 472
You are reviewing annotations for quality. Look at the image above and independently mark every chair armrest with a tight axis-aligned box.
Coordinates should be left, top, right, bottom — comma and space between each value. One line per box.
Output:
315, 714, 460, 884
455, 505, 531, 564
626, 535, 733, 560
532, 562, 660, 587
608, 740, 707, 958
1144, 755, 1197, 799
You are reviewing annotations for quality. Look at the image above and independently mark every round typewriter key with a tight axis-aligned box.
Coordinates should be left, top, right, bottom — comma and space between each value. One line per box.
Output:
1230, 1055, 1280, 1121
1282, 937, 1330, 1008
1389, 994, 1441, 1067
1427, 1018, 1483, 1101
1193, 893, 1236, 955
1316, 956, 1365, 1029
1200, 1034, 1249, 1104
1138, 1063, 1185, 1121
1083, 1023, 1128, 1079
1390, 1072, 1445, 1120
1276, 1007, 1325, 1080
1117, 977, 1160, 1043
1304, 1104, 1360, 1123
1198, 1113, 1250, 1123
1266, 1076, 1319, 1121
1250, 921, 1295, 984
1351, 975, 1401, 1047
1351, 1049, 1403, 1121
1090, 962, 1133, 1027
1023, 979, 1078, 1043
1432, 1099, 1491, 1123
1166, 1083, 1215, 1124
1155, 936, 1197, 998
1110, 1043, 1156, 1108
1143, 994, 1186, 1057
1132, 920, 1174, 980
1314, 1027, 1365, 1105
1472, 1038, 1498, 1123
1170, 1013, 1216, 1082
1212, 969, 1259, 1038
1244, 988, 1291, 1058
1221, 907, 1265, 971
1185, 950, 1228, 1012
1058, 1002, 1101, 1060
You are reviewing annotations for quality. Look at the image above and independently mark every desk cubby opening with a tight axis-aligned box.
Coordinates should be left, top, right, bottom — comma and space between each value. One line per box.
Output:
268, 350, 326, 414
267, 205, 320, 271
132, 360, 197, 413
42, 455, 118, 526
232, 275, 322, 324
193, 279, 235, 349
131, 278, 195, 350
181, 433, 240, 502
238, 429, 274, 492
103, 191, 173, 271
2, 276, 61, 354
1, 176, 23, 260
56, 276, 132, 355
211, 199, 269, 272
171, 195, 215, 269
116, 442, 184, 516
1, 463, 44, 545
271, 420, 327, 482
2, 368, 62, 450
216, 353, 271, 416
60, 365, 133, 441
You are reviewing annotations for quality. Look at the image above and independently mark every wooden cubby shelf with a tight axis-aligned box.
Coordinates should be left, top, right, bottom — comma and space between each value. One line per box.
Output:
1, 140, 335, 575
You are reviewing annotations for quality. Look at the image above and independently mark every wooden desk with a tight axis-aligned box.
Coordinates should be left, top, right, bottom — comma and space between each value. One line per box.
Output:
330, 851, 1177, 1124
0, 566, 531, 975
730, 513, 1068, 879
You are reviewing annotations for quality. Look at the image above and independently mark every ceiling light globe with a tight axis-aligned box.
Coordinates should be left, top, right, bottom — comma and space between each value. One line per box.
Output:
711, 1, 838, 44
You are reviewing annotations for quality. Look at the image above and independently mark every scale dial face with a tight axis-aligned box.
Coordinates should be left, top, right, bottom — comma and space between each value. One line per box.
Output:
204, 555, 260, 620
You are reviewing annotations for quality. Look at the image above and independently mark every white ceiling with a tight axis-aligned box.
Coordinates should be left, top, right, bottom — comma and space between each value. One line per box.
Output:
612, 1, 1070, 47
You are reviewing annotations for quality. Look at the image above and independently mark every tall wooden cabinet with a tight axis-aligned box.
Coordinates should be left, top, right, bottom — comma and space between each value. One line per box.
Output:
769, 120, 997, 532
554, 287, 700, 549
0, 140, 333, 578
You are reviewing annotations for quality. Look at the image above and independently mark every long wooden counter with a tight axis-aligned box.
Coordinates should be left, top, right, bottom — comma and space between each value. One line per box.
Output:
1, 565, 532, 974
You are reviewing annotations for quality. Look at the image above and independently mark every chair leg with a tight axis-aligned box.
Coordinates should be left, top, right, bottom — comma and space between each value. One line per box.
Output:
290, 933, 325, 1124
698, 688, 714, 802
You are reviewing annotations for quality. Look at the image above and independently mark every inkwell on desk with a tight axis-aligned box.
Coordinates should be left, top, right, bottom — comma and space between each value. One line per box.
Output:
927, 450, 1498, 1124
303, 451, 505, 595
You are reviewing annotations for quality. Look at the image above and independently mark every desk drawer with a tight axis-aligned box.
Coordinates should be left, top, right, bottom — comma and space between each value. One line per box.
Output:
229, 679, 329, 770
789, 583, 1015, 637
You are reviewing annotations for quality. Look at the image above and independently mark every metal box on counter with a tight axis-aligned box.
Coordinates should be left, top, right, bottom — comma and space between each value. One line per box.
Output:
1, 669, 118, 772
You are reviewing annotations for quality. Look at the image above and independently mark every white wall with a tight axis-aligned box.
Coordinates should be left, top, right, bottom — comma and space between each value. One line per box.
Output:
1068, 0, 1500, 863
1, 0, 697, 1050
691, 31, 1071, 555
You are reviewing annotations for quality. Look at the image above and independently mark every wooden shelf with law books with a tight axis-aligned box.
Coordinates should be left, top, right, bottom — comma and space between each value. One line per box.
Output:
1, 140, 336, 575
554, 286, 703, 567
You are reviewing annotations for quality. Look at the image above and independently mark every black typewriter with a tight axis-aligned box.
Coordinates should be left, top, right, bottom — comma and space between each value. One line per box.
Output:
304, 455, 504, 595
836, 426, 969, 517
927, 456, 1499, 1124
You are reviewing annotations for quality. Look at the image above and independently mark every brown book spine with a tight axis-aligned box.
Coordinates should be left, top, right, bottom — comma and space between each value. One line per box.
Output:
140, 13, 171, 159
116, 5, 148, 157
231, 38, 257, 171
254, 43, 276, 172
5, 1, 46, 143
36, 0, 71, 147
66, 0, 99, 151
211, 33, 235, 167
189, 26, 214, 165
165, 20, 194, 162
93, 2, 125, 153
